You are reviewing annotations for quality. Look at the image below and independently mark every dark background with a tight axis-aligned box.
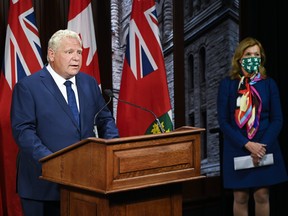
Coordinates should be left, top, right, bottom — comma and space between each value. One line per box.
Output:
1, 0, 288, 215
240, 0, 288, 171
238, 1, 288, 215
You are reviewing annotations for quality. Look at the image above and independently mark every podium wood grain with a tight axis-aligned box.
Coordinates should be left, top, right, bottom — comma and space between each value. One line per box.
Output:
40, 126, 205, 215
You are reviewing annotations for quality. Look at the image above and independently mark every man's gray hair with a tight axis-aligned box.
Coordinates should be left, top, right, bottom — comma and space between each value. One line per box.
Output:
47, 29, 82, 61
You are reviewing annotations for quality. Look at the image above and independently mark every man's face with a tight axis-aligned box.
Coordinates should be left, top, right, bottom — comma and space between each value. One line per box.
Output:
48, 36, 82, 79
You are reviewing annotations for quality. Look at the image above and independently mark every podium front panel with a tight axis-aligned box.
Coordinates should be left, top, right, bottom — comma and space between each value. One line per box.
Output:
40, 126, 204, 194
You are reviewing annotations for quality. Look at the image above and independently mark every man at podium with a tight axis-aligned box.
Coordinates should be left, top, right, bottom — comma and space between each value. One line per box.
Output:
10, 29, 119, 216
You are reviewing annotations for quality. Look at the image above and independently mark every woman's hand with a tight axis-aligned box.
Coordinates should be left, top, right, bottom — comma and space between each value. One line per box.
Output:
251, 153, 261, 166
245, 141, 266, 158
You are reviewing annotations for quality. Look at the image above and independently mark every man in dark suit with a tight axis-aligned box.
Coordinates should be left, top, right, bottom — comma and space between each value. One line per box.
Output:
10, 29, 119, 216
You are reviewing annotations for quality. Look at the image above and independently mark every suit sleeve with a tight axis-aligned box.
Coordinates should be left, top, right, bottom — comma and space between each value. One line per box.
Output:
10, 81, 53, 163
259, 78, 283, 148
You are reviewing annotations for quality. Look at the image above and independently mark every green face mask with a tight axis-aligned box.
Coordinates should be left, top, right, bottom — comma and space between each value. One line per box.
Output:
241, 57, 261, 74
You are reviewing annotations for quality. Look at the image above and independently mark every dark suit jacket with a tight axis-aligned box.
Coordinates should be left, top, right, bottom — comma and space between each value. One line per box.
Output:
11, 67, 119, 200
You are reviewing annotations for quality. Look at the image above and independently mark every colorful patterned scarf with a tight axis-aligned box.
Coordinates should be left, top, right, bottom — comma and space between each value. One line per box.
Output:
234, 73, 262, 139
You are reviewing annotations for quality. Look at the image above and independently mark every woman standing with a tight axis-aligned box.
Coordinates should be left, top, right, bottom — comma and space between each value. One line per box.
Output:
217, 37, 288, 216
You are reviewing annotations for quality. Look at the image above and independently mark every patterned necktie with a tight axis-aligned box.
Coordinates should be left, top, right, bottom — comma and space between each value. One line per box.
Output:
64, 80, 80, 126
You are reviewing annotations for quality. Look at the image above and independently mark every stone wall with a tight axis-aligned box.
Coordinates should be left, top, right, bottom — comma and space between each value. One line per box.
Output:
111, 0, 239, 176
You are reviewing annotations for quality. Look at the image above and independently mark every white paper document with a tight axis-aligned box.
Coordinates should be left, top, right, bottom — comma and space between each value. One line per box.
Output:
234, 153, 274, 170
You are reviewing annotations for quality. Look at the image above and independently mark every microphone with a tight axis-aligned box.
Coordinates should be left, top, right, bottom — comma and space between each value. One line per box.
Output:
104, 89, 165, 133
93, 95, 112, 138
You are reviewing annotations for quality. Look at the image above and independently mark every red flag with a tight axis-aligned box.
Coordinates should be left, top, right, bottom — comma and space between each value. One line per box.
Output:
117, 0, 173, 137
0, 0, 43, 215
67, 0, 101, 86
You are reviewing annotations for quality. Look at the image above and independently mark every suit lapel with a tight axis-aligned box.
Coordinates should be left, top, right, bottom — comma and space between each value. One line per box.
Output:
75, 75, 87, 130
39, 68, 80, 130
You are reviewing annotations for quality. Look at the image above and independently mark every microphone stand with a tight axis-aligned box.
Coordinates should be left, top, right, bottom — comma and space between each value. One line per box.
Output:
93, 96, 112, 138
104, 89, 165, 133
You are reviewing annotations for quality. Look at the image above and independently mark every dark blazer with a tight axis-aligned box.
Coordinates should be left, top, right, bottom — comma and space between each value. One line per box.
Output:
217, 76, 288, 189
11, 67, 119, 200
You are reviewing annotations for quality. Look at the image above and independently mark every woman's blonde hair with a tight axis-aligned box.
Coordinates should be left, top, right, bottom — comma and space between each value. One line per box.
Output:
229, 37, 267, 79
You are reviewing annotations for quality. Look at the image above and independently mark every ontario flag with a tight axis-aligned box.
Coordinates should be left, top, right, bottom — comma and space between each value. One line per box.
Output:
67, 0, 101, 86
117, 0, 173, 137
0, 0, 43, 215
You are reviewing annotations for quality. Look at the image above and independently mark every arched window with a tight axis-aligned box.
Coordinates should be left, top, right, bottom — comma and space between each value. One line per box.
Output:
188, 54, 194, 89
199, 47, 206, 83
188, 0, 194, 16
200, 110, 207, 159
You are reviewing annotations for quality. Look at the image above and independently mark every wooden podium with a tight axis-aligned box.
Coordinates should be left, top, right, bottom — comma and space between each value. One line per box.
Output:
40, 126, 205, 216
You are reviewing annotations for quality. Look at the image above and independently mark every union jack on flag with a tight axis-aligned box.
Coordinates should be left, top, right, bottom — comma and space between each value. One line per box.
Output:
0, 0, 43, 215
117, 0, 173, 137
3, 2, 43, 86
126, 5, 160, 80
